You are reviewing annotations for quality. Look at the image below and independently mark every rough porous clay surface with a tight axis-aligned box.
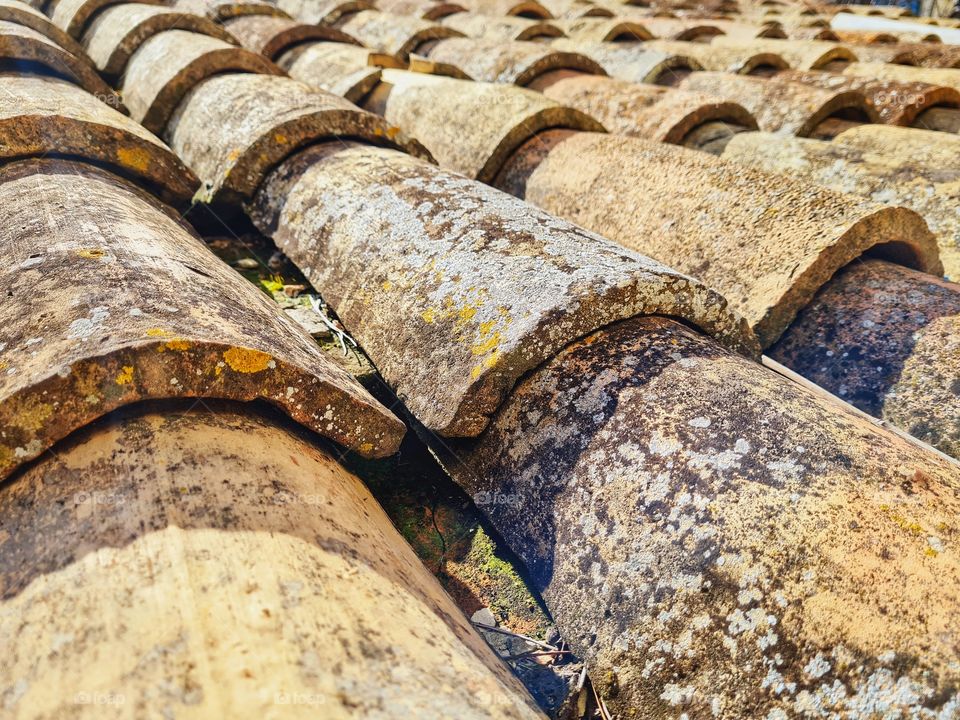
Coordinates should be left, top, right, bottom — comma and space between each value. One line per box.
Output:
440, 315, 960, 718
165, 72, 424, 203
551, 39, 704, 83
724, 126, 960, 279
847, 42, 926, 65
249, 142, 757, 436
844, 61, 960, 92
0, 407, 542, 719
539, 0, 611, 18
711, 37, 858, 69
277, 0, 372, 24
0, 0, 87, 56
0, 160, 404, 479
776, 68, 960, 126
374, 69, 604, 182
378, 0, 466, 20
422, 37, 604, 85
121, 30, 283, 135
496, 131, 940, 347
0, 18, 115, 98
336, 10, 463, 59
171, 0, 290, 21
453, 0, 551, 17
280, 41, 383, 102
634, 16, 725, 40
0, 72, 197, 206
50, 0, 164, 38
771, 259, 960, 459
646, 39, 790, 73
679, 72, 875, 136
539, 74, 758, 144
553, 18, 651, 41
223, 14, 359, 58
82, 3, 237, 77
439, 14, 563, 41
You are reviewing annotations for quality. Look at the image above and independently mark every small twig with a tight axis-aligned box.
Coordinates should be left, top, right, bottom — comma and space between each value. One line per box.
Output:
308, 296, 358, 356
591, 680, 611, 720
501, 648, 572, 663
471, 621, 559, 651
575, 664, 588, 693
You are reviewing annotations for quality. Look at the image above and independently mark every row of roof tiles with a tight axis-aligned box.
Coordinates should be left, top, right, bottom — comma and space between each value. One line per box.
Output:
1, 0, 960, 717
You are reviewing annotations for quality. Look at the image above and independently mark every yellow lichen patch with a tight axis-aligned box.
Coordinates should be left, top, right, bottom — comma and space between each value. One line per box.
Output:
382, 280, 393, 291
471, 331, 502, 356
160, 339, 192, 353
75, 248, 105, 260
386, 126, 400, 140
10, 395, 53, 433
116, 147, 152, 173
925, 547, 939, 558
146, 328, 172, 338
421, 308, 436, 324
115, 366, 134, 386
223, 347, 273, 374
359, 442, 374, 454
459, 305, 477, 322
880, 504, 925, 536
274, 132, 288, 144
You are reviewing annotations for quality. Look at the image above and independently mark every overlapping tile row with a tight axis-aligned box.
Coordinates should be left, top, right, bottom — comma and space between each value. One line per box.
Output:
64, 7, 960, 718
266, 11, 960, 461
0, 5, 549, 717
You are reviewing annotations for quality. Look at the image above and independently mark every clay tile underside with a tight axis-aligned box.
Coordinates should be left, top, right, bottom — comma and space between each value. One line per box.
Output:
279, 41, 384, 102
0, 18, 116, 99
423, 37, 605, 84
121, 29, 284, 135
164, 71, 429, 204
248, 142, 758, 437
378, 69, 605, 182
507, 131, 942, 348
0, 0, 87, 56
82, 3, 238, 77
0, 159, 405, 479
223, 13, 359, 58
0, 73, 197, 205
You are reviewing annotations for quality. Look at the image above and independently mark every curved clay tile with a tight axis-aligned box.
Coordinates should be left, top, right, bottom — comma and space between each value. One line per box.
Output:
0, 406, 543, 718
276, 0, 372, 24
769, 260, 960, 459
536, 73, 758, 144
678, 72, 877, 136
790, 26, 840, 40
843, 61, 960, 92
248, 142, 757, 436
453, 0, 552, 18
121, 30, 283, 135
645, 39, 788, 73
711, 36, 857, 69
834, 29, 898, 44
376, 0, 466, 19
165, 71, 428, 203
223, 14, 359, 58
551, 39, 703, 83
0, 19, 116, 100
776, 68, 960, 127
439, 312, 960, 717
280, 41, 387, 102
634, 16, 724, 40
706, 17, 787, 38
50, 0, 164, 39
538, 0, 612, 18
421, 37, 605, 85
552, 17, 651, 41
82, 3, 238, 77
171, 0, 291, 21
335, 10, 463, 59
847, 42, 924, 65
440, 13, 564, 41
370, 69, 605, 181
0, 73, 196, 205
0, 0, 87, 56
0, 159, 405, 478
493, 130, 939, 347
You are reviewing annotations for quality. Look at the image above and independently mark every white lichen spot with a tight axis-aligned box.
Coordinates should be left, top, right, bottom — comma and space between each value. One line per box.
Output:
67, 307, 109, 340
688, 416, 711, 428
660, 684, 694, 706
804, 654, 831, 680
